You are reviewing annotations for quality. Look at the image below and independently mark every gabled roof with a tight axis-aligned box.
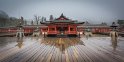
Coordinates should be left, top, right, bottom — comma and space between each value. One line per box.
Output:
55, 13, 69, 20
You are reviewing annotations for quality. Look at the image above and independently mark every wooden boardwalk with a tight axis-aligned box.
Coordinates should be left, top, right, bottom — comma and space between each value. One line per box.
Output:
0, 37, 124, 62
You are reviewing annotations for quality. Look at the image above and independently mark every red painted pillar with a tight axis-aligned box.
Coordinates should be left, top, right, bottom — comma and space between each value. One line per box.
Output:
48, 26, 49, 32
74, 26, 77, 32
68, 25, 70, 34
73, 26, 76, 33
55, 26, 57, 34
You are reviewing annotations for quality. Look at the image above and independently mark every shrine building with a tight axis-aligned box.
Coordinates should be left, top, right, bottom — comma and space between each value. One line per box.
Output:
40, 13, 84, 36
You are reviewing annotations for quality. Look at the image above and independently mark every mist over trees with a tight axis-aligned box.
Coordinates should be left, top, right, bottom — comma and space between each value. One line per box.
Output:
0, 10, 9, 27
0, 10, 26, 27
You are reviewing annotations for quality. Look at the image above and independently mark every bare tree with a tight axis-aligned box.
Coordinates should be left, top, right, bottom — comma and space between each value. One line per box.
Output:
34, 15, 41, 25
41, 17, 44, 22
44, 17, 46, 22
31, 20, 34, 25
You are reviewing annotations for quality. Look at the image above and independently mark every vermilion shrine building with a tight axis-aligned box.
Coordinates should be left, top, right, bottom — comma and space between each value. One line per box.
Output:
41, 14, 84, 36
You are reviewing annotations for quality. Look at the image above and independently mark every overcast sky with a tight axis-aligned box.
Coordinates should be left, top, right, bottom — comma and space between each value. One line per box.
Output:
0, 0, 124, 24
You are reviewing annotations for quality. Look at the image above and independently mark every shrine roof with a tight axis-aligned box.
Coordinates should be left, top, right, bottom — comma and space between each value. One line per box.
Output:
51, 20, 73, 23
55, 13, 69, 20
77, 24, 110, 28
40, 13, 84, 24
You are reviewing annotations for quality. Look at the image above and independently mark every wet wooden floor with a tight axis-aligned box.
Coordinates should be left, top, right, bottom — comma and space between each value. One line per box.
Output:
0, 37, 124, 62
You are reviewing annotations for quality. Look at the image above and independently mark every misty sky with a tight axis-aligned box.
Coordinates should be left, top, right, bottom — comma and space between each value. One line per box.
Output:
0, 0, 124, 24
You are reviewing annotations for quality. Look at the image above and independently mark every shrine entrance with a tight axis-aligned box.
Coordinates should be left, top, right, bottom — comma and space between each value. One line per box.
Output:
57, 26, 68, 35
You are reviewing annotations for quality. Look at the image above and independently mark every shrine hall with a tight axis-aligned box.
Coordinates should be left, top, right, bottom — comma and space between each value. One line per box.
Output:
40, 14, 84, 36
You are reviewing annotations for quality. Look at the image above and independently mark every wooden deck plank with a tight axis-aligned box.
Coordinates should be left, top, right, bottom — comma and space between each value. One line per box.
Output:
0, 39, 38, 62
35, 40, 53, 62
1, 41, 39, 62
31, 44, 48, 62
0, 37, 124, 62
44, 40, 55, 62
11, 40, 41, 61
75, 45, 90, 62
27, 44, 46, 62
88, 38, 124, 62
